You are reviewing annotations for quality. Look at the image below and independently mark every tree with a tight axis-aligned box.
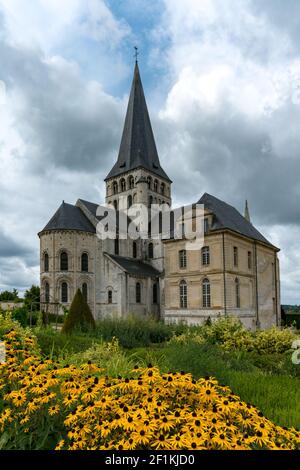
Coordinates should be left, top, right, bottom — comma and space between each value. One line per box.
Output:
62, 289, 96, 334
24, 285, 40, 311
0, 289, 20, 301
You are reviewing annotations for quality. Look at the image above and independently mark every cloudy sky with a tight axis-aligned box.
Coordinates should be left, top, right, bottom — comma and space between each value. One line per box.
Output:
0, 0, 300, 304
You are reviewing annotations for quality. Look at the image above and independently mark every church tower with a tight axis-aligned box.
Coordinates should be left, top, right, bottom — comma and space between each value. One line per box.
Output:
105, 60, 172, 212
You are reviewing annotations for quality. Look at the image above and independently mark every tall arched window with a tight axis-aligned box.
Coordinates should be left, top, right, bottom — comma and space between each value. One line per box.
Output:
161, 183, 165, 195
154, 179, 158, 192
153, 283, 158, 304
113, 181, 118, 194
148, 243, 154, 259
61, 282, 68, 303
180, 280, 187, 308
136, 282, 141, 303
108, 290, 112, 304
133, 241, 137, 258
82, 283, 88, 302
202, 246, 210, 266
235, 278, 240, 308
129, 176, 134, 189
45, 282, 50, 303
44, 253, 49, 272
202, 278, 211, 308
81, 253, 88, 272
128, 195, 133, 209
179, 250, 187, 269
120, 178, 126, 192
60, 252, 68, 271
147, 176, 152, 189
148, 195, 153, 208
113, 200, 118, 211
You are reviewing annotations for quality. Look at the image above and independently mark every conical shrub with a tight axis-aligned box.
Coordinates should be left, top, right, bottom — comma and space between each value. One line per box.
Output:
62, 288, 96, 334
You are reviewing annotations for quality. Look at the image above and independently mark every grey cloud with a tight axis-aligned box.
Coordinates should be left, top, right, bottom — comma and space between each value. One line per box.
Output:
0, 231, 33, 258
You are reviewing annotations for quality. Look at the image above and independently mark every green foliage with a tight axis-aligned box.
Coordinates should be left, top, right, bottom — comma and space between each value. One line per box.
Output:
24, 285, 40, 311
0, 289, 20, 302
11, 306, 28, 327
62, 289, 95, 334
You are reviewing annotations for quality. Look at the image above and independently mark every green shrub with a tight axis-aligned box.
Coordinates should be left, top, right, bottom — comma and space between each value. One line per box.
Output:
62, 289, 95, 334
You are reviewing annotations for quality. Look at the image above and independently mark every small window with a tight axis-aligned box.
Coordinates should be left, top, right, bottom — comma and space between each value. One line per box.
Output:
148, 243, 154, 259
154, 180, 158, 192
153, 283, 158, 304
179, 250, 187, 269
248, 251, 252, 270
114, 238, 119, 255
45, 282, 50, 303
235, 278, 240, 308
44, 253, 49, 272
108, 290, 113, 304
60, 252, 68, 271
82, 283, 88, 302
233, 247, 238, 267
128, 195, 133, 208
202, 246, 210, 266
61, 282, 68, 303
204, 218, 209, 233
202, 278, 211, 308
81, 253, 88, 272
180, 280, 187, 309
136, 282, 141, 303
133, 241, 137, 258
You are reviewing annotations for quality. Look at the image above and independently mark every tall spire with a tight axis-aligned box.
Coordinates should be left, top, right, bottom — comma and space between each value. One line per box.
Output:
105, 60, 171, 182
244, 200, 251, 222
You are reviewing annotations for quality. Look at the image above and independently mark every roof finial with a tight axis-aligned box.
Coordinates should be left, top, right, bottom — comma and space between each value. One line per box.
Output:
244, 199, 251, 223
134, 46, 139, 63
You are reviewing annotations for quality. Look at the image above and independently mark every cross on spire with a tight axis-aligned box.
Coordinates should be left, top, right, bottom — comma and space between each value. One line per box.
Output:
134, 46, 139, 63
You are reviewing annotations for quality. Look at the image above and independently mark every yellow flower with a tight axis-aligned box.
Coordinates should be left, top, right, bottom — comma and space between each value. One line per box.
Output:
49, 405, 60, 416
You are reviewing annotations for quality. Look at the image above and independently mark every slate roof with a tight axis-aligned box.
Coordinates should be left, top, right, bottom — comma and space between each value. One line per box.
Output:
39, 202, 95, 235
198, 193, 275, 247
78, 199, 132, 232
105, 253, 162, 278
105, 62, 171, 182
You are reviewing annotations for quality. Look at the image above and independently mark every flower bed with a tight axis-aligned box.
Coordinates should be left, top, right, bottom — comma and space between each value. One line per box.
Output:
1, 329, 300, 450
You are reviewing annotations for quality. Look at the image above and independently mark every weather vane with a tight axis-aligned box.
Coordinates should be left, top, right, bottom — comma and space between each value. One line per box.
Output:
134, 46, 139, 62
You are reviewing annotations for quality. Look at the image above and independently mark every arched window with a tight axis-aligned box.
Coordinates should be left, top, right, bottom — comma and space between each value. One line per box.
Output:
113, 181, 118, 195
179, 250, 187, 269
129, 176, 134, 189
128, 195, 133, 209
45, 282, 50, 303
136, 282, 141, 303
235, 278, 240, 308
82, 283, 88, 302
60, 252, 68, 271
161, 183, 165, 195
153, 283, 158, 304
147, 176, 152, 189
108, 290, 112, 304
61, 282, 68, 303
120, 178, 126, 192
148, 243, 154, 259
180, 280, 187, 308
113, 200, 118, 211
202, 246, 210, 266
114, 238, 119, 255
154, 179, 158, 192
248, 251, 252, 270
44, 253, 49, 272
148, 195, 153, 208
202, 278, 211, 308
81, 253, 88, 272
133, 241, 137, 258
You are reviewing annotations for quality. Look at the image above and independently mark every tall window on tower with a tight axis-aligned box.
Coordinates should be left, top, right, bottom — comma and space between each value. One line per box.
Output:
44, 253, 49, 272
153, 283, 158, 304
60, 252, 68, 271
113, 181, 118, 194
133, 241, 137, 258
82, 283, 88, 302
235, 278, 240, 308
120, 178, 126, 192
114, 238, 119, 255
136, 282, 141, 303
61, 282, 68, 303
81, 253, 88, 272
180, 280, 187, 308
129, 176, 134, 189
148, 243, 154, 259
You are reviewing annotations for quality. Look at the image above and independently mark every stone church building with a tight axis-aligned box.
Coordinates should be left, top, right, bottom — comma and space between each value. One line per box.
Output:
39, 61, 281, 330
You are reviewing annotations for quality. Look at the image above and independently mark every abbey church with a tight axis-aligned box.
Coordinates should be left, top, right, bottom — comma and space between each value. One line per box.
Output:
39, 61, 281, 330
